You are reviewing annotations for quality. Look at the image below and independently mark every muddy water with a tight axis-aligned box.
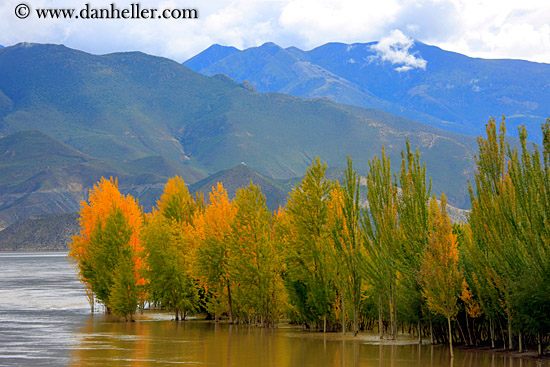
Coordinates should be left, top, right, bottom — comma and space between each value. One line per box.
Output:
1, 252, 548, 367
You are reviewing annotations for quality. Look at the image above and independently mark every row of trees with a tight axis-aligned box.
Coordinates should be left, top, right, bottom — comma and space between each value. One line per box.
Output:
69, 118, 550, 357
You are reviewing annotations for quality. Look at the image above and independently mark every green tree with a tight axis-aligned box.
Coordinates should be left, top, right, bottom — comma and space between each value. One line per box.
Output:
361, 147, 400, 339
142, 176, 200, 320
109, 241, 139, 321
396, 141, 432, 343
81, 207, 133, 313
329, 156, 363, 335
284, 157, 337, 331
229, 182, 285, 326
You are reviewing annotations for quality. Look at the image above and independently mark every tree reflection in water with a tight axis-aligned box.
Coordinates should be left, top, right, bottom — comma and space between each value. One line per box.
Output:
70, 314, 550, 367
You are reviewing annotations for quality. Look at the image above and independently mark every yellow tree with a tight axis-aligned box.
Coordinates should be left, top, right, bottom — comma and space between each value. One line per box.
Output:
142, 176, 201, 320
421, 194, 462, 357
192, 182, 237, 322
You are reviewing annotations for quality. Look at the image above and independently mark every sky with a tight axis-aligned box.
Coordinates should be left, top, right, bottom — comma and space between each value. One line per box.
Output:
1, 0, 549, 64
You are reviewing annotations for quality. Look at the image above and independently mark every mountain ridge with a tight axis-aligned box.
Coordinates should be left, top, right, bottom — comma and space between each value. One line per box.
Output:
184, 40, 550, 141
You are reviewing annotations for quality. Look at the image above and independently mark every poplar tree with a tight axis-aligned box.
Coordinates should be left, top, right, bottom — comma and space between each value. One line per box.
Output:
69, 177, 144, 315
229, 182, 285, 326
396, 141, 431, 343
329, 156, 363, 335
468, 118, 516, 349
193, 182, 236, 322
143, 176, 200, 320
421, 195, 462, 358
362, 147, 400, 339
284, 157, 336, 331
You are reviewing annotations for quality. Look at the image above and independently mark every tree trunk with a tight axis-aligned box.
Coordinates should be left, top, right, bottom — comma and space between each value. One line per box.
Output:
508, 314, 514, 350
378, 294, 384, 339
447, 315, 454, 358
341, 286, 346, 335
457, 317, 467, 345
389, 285, 396, 340
418, 320, 423, 345
353, 286, 358, 336
465, 313, 473, 346
323, 315, 327, 333
490, 318, 495, 349
227, 282, 233, 324
538, 332, 543, 356
430, 318, 434, 344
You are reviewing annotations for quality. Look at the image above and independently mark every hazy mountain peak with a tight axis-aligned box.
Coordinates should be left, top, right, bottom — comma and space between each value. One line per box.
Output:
184, 44, 240, 70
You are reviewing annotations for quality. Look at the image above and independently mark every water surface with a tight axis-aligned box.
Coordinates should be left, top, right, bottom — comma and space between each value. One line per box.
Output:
1, 252, 547, 367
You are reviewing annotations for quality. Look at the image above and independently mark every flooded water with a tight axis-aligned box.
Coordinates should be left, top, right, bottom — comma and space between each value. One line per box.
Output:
1, 252, 548, 367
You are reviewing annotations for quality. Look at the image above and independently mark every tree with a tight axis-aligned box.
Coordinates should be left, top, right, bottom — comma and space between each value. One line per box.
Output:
329, 156, 364, 335
362, 147, 401, 339
80, 207, 133, 312
69, 177, 144, 315
229, 182, 285, 326
143, 176, 200, 320
396, 141, 432, 343
284, 157, 337, 331
421, 195, 462, 358
109, 238, 139, 321
192, 182, 236, 322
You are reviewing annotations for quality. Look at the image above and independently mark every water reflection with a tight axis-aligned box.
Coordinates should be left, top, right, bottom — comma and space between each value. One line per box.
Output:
70, 316, 550, 367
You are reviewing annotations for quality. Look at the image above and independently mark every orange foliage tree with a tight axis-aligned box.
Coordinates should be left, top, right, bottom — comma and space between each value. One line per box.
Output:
68, 177, 144, 313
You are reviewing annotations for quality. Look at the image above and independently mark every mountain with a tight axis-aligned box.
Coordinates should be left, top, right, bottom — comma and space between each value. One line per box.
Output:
0, 130, 204, 228
0, 43, 482, 214
0, 213, 79, 251
185, 41, 550, 142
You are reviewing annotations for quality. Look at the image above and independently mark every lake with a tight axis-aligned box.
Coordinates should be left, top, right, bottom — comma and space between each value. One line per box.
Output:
0, 252, 547, 366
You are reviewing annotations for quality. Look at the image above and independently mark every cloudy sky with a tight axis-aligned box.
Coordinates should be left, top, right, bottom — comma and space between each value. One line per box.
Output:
1, 0, 549, 63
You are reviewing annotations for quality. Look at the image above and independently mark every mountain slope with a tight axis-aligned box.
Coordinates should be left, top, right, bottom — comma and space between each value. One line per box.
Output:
0, 213, 79, 251
0, 43, 483, 210
0, 130, 204, 227
185, 41, 550, 141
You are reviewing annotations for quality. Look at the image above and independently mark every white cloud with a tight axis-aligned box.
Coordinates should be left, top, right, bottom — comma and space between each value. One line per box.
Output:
369, 30, 427, 71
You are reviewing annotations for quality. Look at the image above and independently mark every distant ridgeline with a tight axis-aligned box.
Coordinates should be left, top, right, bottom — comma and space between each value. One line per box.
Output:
184, 41, 550, 142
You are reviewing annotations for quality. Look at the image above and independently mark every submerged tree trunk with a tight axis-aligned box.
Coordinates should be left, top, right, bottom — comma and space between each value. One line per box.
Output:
447, 316, 454, 358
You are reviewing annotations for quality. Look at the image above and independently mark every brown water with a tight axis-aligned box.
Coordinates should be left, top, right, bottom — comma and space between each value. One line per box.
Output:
1, 252, 548, 367
69, 316, 550, 367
